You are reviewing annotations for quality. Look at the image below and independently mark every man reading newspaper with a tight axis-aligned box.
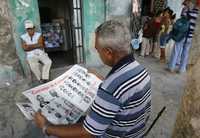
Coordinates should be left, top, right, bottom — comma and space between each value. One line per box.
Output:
34, 20, 152, 138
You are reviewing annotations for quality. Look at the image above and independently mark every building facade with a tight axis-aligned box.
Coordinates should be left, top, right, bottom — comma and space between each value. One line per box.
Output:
1, 0, 183, 81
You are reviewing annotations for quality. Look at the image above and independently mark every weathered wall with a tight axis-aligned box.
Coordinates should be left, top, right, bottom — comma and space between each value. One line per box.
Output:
106, 0, 131, 19
172, 17, 200, 138
9, 0, 41, 76
83, 0, 105, 66
0, 0, 20, 87
106, 0, 131, 28
172, 56, 200, 138
0, 0, 43, 138
189, 14, 200, 66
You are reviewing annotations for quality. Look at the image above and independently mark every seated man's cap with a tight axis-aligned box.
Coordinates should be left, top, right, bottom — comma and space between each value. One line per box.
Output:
24, 20, 34, 29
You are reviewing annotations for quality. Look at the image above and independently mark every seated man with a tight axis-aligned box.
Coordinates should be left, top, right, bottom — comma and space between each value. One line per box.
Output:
21, 20, 52, 83
34, 20, 151, 138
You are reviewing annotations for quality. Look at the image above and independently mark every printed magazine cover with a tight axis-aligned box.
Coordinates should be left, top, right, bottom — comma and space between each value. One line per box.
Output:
17, 65, 102, 125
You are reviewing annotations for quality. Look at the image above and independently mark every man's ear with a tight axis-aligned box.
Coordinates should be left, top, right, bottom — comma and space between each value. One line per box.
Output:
103, 47, 113, 56
104, 48, 114, 63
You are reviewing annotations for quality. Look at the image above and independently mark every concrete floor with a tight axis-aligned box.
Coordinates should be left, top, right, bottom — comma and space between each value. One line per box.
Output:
0, 54, 186, 138
136, 55, 186, 138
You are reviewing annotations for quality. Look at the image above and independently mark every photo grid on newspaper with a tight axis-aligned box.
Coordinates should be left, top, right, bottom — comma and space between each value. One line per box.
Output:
16, 65, 102, 125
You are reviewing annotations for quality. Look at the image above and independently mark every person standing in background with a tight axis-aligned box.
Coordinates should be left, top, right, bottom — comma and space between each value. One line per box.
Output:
168, 0, 199, 73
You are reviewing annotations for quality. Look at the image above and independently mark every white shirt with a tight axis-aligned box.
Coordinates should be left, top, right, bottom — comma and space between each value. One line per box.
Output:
21, 32, 45, 58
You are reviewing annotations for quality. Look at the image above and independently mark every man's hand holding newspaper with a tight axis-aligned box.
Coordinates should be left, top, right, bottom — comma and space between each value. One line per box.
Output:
17, 65, 102, 126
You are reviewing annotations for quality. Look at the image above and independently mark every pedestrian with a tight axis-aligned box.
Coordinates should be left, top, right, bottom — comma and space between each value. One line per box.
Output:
141, 11, 162, 57
159, 8, 173, 63
168, 0, 199, 73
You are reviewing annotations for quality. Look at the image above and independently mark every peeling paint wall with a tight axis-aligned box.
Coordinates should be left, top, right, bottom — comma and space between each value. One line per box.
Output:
9, 0, 41, 76
0, 0, 44, 138
106, 0, 131, 28
0, 0, 21, 87
83, 0, 105, 66
106, 0, 131, 19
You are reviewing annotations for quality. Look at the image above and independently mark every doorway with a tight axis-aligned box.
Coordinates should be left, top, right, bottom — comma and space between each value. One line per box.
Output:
38, 0, 84, 68
141, 0, 153, 16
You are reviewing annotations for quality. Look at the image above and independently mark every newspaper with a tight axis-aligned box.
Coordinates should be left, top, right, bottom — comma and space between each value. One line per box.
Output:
17, 65, 102, 125
16, 103, 35, 120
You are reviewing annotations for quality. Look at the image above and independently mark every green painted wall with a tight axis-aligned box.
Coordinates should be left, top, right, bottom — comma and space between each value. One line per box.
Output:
8, 0, 105, 72
9, 0, 40, 76
106, 0, 131, 19
83, 0, 105, 66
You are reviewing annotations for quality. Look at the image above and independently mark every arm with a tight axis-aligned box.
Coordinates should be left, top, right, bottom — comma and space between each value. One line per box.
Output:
22, 36, 45, 51
34, 112, 94, 138
47, 123, 94, 138
161, 17, 170, 34
165, 19, 171, 33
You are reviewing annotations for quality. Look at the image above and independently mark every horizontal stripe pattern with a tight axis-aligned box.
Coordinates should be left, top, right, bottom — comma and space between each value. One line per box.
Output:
123, 89, 151, 109
183, 8, 199, 38
91, 101, 118, 118
102, 61, 141, 94
113, 69, 147, 98
83, 55, 151, 138
115, 71, 149, 100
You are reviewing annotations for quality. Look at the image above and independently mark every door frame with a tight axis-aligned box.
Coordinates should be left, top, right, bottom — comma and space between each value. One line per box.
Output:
71, 0, 85, 64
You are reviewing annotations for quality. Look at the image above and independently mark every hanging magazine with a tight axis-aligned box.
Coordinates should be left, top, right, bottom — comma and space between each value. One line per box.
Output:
17, 65, 102, 125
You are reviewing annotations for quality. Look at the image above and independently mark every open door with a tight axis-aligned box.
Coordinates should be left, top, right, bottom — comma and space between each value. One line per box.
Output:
38, 0, 85, 68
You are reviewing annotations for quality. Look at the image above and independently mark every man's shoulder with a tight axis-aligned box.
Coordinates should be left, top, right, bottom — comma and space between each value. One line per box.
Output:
101, 60, 147, 95
105, 60, 145, 81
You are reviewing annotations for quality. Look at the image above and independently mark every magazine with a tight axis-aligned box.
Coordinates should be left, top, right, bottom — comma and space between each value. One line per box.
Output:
17, 65, 102, 125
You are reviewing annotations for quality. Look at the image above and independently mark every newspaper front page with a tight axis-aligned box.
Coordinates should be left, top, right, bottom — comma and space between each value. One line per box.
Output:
17, 65, 102, 125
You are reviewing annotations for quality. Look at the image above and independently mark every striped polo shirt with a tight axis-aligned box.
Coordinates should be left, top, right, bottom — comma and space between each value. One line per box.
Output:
181, 7, 199, 38
83, 54, 151, 138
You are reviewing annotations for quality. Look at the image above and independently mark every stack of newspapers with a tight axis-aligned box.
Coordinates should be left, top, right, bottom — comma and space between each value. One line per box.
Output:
16, 65, 102, 125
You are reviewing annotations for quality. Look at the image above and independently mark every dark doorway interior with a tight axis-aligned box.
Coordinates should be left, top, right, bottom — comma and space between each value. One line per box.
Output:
38, 0, 74, 68
48, 51, 74, 68
141, 0, 153, 16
